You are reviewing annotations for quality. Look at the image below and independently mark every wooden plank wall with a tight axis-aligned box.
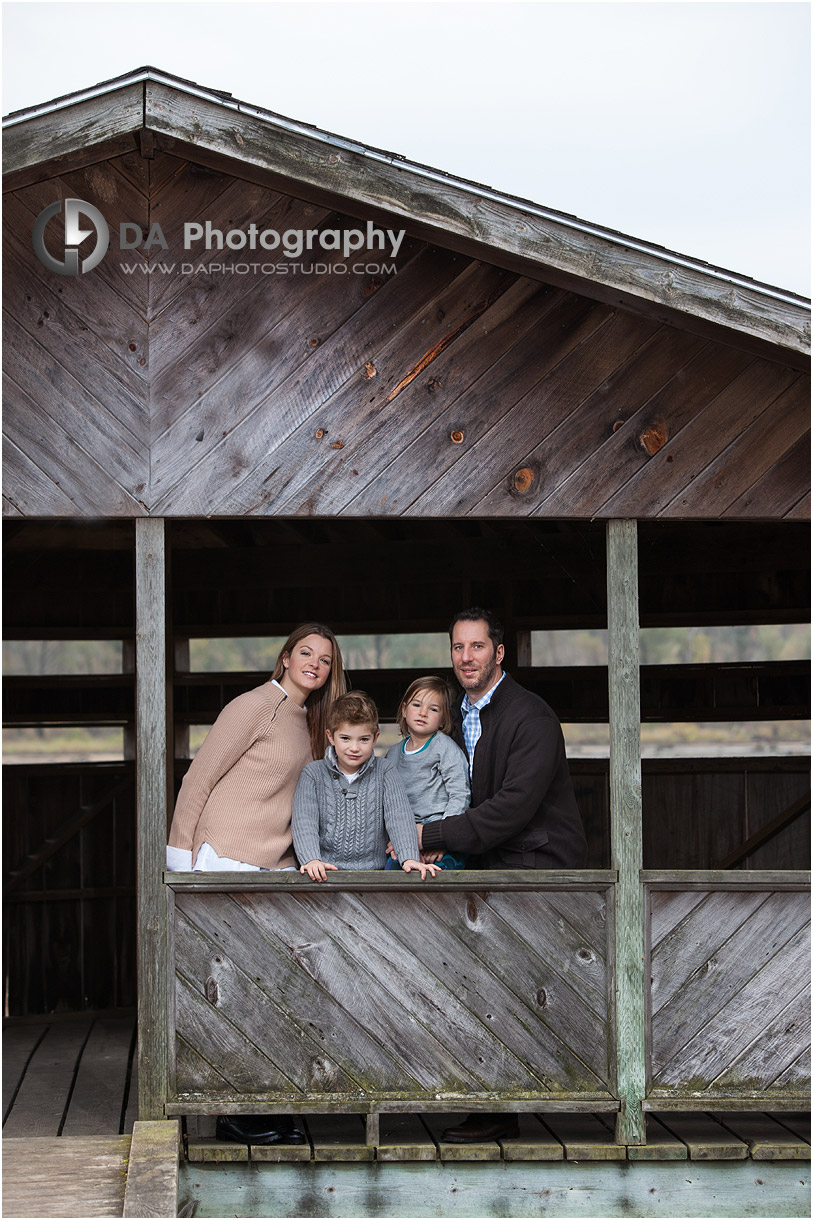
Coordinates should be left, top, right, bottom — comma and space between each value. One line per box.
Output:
647, 886, 810, 1101
2, 763, 136, 1015
3, 154, 150, 516
169, 880, 614, 1109
2, 153, 809, 520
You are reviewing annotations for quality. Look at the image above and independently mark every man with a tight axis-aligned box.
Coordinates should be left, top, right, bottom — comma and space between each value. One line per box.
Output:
419, 607, 588, 1143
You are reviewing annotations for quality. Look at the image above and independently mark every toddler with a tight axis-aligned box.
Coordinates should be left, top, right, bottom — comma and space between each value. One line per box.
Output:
293, 691, 438, 881
385, 676, 470, 869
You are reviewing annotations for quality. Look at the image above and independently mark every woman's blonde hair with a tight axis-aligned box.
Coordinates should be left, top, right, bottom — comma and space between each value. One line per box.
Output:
272, 623, 347, 759
397, 676, 454, 737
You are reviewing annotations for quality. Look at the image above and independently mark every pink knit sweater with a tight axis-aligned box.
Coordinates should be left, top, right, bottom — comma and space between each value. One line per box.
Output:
168, 681, 312, 869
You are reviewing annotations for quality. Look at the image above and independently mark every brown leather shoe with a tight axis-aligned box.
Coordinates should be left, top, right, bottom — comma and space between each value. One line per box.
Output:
441, 1113, 520, 1142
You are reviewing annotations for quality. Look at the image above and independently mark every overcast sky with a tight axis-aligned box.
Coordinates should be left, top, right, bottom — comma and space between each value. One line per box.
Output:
3, 1, 810, 296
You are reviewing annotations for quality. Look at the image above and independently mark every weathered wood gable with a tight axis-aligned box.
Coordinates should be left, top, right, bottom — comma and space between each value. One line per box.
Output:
3, 70, 810, 521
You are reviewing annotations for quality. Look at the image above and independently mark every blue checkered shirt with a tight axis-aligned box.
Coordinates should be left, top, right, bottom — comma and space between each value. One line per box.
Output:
460, 672, 506, 777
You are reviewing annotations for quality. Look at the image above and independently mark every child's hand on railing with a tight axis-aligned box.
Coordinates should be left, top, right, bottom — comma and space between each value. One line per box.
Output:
300, 859, 338, 882
401, 859, 440, 880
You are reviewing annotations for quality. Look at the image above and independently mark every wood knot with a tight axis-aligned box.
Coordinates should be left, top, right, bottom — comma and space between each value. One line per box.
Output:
611, 419, 624, 433
513, 467, 534, 493
450, 430, 464, 444
536, 988, 548, 1008
363, 279, 381, 297
466, 898, 478, 922
427, 378, 442, 392
204, 976, 219, 1006
363, 362, 376, 379
309, 337, 320, 347
314, 428, 325, 439
331, 441, 344, 450
639, 423, 668, 456
576, 947, 595, 964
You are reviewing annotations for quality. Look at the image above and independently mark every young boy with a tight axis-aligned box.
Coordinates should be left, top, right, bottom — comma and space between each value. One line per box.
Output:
292, 691, 439, 882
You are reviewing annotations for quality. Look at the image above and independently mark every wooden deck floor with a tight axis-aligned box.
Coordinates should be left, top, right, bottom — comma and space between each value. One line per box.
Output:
2, 1013, 810, 1217
3, 1012, 138, 1138
3, 1012, 137, 1219
186, 1109, 812, 1163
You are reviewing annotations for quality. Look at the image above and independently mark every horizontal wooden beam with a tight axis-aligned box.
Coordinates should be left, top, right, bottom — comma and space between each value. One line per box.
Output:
169, 660, 811, 725
164, 869, 616, 893
5, 659, 809, 727
643, 1097, 811, 1112
642, 869, 810, 890
167, 1098, 620, 1116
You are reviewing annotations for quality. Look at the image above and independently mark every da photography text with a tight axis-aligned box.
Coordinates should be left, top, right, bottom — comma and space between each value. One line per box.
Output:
31, 198, 406, 277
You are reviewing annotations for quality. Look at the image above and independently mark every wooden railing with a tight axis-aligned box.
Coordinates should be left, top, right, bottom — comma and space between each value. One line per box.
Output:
643, 870, 810, 1110
164, 871, 617, 1122
161, 869, 810, 1135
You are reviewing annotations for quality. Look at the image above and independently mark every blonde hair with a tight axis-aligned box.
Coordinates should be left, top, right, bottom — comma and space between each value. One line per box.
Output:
326, 691, 379, 735
397, 676, 454, 737
271, 623, 347, 759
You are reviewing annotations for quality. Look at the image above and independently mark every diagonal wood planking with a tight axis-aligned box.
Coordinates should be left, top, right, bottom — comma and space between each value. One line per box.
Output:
412, 309, 661, 516
649, 890, 810, 1095
153, 238, 453, 515
288, 890, 535, 1091
724, 432, 811, 518
536, 343, 756, 517
658, 379, 811, 516
3, 154, 150, 514
149, 226, 423, 507
174, 904, 360, 1094
343, 293, 613, 516
171, 887, 614, 1102
600, 360, 801, 517
3, 151, 809, 519
262, 260, 518, 516
403, 889, 611, 1086
238, 888, 537, 1092
331, 278, 563, 515
478, 324, 707, 517
176, 892, 412, 1094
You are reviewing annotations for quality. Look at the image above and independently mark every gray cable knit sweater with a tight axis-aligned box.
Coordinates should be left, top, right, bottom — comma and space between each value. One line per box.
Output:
292, 748, 420, 869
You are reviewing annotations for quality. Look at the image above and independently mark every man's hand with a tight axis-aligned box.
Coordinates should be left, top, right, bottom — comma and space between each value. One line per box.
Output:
401, 859, 440, 880
416, 822, 444, 863
300, 859, 338, 882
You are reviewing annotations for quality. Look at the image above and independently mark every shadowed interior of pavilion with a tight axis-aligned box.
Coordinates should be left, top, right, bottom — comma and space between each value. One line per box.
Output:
4, 516, 810, 1162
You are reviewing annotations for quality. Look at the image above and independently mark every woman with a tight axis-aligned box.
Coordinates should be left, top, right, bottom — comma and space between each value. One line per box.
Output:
165, 623, 346, 1146
166, 623, 345, 873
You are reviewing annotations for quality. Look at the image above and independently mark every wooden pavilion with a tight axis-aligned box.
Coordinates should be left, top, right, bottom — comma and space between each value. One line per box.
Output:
2, 67, 810, 1217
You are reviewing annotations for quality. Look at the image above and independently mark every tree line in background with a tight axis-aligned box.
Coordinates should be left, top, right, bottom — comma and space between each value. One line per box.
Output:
3, 624, 810, 676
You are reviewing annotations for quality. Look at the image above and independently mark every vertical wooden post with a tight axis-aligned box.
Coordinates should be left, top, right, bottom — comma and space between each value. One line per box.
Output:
607, 519, 646, 1145
135, 518, 171, 1120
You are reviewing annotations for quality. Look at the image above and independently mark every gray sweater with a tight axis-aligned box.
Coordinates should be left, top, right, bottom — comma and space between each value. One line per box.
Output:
385, 732, 470, 824
292, 748, 420, 869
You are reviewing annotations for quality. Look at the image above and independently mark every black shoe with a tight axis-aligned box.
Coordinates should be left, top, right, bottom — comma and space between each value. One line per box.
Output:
441, 1113, 520, 1142
216, 1115, 306, 1145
